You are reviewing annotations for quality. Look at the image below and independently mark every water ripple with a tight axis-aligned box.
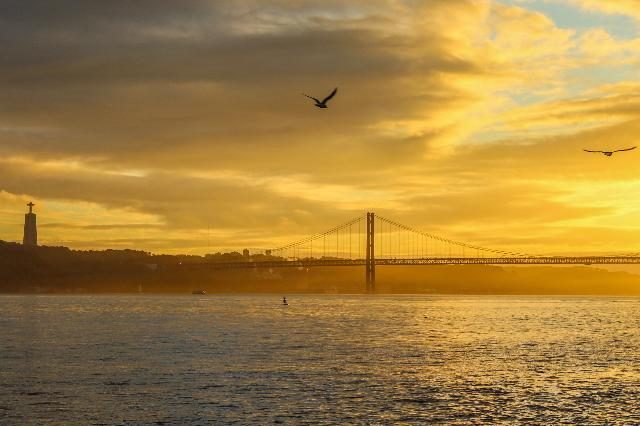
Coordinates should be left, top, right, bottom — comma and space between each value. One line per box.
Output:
1, 294, 639, 424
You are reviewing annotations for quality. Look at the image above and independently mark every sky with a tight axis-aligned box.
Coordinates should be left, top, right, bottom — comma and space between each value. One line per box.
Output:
2, 0, 640, 255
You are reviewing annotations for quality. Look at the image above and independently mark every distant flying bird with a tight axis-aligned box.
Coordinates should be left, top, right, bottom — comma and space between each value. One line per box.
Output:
583, 146, 637, 157
303, 87, 338, 108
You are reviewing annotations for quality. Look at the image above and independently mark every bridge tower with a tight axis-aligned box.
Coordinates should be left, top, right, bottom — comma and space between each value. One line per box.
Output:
366, 212, 375, 292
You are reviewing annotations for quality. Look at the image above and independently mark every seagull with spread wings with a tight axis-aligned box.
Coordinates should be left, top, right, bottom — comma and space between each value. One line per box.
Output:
303, 87, 338, 109
583, 146, 637, 157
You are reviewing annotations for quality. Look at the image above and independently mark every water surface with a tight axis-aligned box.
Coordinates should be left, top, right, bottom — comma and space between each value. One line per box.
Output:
1, 295, 639, 424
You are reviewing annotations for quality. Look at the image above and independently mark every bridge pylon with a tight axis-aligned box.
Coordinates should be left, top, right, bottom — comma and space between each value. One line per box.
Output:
366, 212, 375, 292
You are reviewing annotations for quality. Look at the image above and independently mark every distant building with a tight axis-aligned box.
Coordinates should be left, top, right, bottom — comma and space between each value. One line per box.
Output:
23, 202, 37, 247
243, 249, 250, 257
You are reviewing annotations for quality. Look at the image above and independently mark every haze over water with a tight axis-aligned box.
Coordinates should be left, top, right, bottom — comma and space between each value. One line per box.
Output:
1, 294, 639, 424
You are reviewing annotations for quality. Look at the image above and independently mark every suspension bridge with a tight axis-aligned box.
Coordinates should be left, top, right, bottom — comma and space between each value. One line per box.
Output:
195, 212, 640, 292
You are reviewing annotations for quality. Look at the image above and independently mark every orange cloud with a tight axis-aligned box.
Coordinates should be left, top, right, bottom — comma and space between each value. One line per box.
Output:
2, 1, 640, 255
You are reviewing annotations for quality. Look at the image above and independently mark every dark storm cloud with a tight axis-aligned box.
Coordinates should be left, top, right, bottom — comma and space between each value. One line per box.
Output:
0, 0, 481, 176
0, 0, 479, 86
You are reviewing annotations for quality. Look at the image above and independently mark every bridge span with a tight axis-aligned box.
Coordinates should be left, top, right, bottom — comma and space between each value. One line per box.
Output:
195, 256, 640, 270
193, 212, 640, 292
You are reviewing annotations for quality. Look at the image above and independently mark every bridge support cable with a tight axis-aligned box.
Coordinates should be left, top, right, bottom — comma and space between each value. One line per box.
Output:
207, 211, 640, 292
270, 214, 366, 261
376, 215, 532, 259
268, 212, 537, 291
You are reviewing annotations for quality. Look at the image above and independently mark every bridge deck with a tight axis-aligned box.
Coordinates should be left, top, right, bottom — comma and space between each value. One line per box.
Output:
187, 257, 640, 269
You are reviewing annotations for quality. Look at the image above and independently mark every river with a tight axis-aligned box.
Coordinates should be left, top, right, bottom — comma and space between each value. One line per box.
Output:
1, 295, 639, 424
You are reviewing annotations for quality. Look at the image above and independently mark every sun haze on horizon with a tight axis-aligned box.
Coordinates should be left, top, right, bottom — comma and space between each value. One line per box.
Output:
2, 0, 640, 256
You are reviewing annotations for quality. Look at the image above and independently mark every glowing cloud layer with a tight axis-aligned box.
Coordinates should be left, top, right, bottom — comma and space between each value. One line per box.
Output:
2, 0, 640, 254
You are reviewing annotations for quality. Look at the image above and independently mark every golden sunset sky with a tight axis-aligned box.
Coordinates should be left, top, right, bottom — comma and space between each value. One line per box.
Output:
2, 0, 640, 255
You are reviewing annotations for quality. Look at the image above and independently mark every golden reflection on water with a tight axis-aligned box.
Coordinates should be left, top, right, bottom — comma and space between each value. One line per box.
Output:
1, 295, 639, 424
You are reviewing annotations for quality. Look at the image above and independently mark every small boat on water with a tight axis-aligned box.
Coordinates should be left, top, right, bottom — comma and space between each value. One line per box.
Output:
192, 290, 207, 295
282, 296, 288, 306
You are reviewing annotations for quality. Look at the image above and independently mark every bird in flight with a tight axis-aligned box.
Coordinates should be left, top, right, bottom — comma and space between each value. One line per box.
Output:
303, 87, 338, 109
583, 146, 637, 157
